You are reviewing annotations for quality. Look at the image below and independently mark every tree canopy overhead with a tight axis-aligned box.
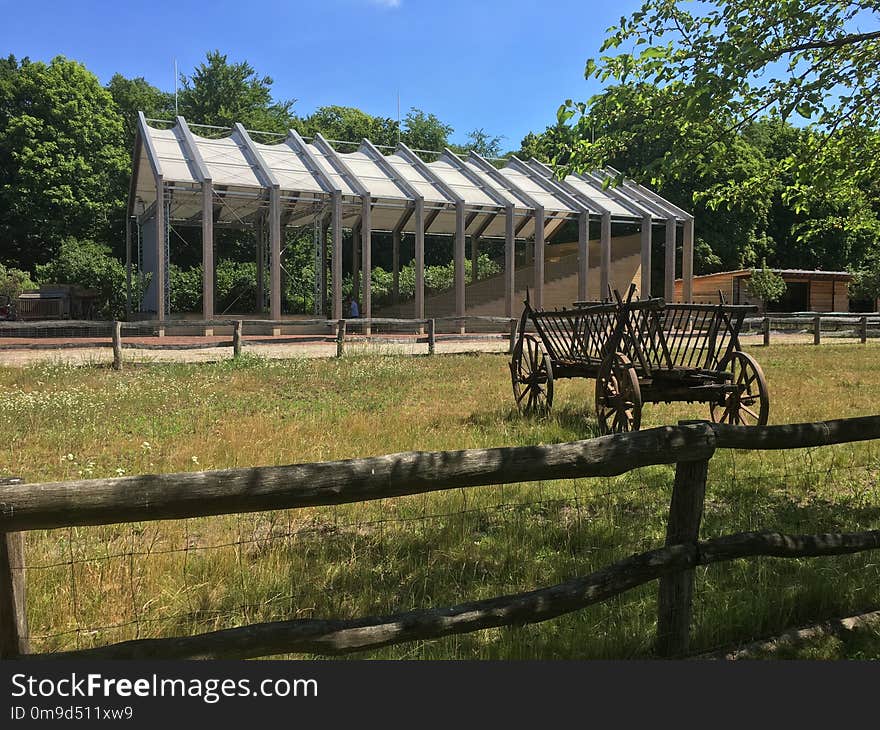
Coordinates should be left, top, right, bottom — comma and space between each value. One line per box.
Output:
559, 0, 880, 188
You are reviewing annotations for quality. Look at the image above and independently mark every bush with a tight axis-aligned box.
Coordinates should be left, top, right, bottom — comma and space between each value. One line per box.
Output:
170, 261, 259, 314
745, 262, 787, 304
34, 238, 126, 318
368, 254, 502, 305
849, 248, 880, 303
0, 263, 37, 300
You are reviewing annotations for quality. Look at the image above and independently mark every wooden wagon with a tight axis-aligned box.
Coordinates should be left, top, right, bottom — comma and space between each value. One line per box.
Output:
509, 287, 769, 433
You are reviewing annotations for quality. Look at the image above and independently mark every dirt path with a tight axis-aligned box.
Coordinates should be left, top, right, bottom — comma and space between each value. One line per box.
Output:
0, 338, 512, 367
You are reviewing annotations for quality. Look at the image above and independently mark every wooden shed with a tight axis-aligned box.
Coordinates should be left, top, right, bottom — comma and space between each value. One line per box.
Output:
673, 269, 867, 312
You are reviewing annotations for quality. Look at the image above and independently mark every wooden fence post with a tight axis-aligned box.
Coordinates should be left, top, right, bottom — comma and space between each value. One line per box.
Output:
112, 321, 123, 371
508, 319, 517, 355
428, 319, 436, 355
762, 316, 770, 347
232, 320, 243, 358
656, 454, 710, 657
0, 477, 29, 658
336, 319, 346, 358
813, 315, 821, 345
861, 316, 868, 345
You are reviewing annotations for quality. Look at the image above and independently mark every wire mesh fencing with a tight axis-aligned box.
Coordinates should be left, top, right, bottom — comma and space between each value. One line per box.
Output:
691, 439, 880, 656
10, 422, 880, 659
20, 464, 675, 659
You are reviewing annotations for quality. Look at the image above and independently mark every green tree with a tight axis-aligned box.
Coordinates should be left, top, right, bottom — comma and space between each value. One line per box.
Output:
297, 105, 399, 147
0, 263, 36, 300
452, 128, 505, 158
850, 248, 880, 303
401, 108, 453, 152
107, 73, 173, 153
0, 56, 129, 270
35, 238, 127, 318
178, 51, 295, 134
745, 263, 787, 304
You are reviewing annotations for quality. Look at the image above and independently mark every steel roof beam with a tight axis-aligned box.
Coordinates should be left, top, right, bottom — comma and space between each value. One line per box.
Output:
605, 165, 692, 221
504, 156, 583, 215
232, 123, 279, 190
360, 138, 423, 203
137, 112, 163, 181
591, 168, 674, 220
312, 133, 371, 198
395, 142, 462, 206
441, 149, 511, 208
525, 158, 612, 217
177, 117, 215, 324
286, 129, 340, 197
575, 170, 656, 219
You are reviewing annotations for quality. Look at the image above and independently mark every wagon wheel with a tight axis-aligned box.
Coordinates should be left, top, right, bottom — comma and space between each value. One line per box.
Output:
510, 334, 554, 414
710, 350, 770, 426
595, 353, 642, 435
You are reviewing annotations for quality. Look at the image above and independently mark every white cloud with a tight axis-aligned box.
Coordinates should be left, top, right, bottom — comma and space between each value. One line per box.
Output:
369, 0, 401, 7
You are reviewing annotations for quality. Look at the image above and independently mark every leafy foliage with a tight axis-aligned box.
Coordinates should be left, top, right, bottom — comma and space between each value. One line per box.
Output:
35, 238, 126, 318
178, 51, 295, 135
295, 105, 399, 147
566, 0, 880, 189
547, 0, 880, 279
745, 264, 787, 303
0, 56, 129, 270
0, 262, 36, 300
107, 73, 173, 153
400, 109, 452, 151
451, 128, 505, 158
849, 248, 880, 303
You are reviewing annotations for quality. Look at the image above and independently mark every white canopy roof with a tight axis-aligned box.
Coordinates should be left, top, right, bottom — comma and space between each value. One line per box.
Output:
131, 114, 690, 236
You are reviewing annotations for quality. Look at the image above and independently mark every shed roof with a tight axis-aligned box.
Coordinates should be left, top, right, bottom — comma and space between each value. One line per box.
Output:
131, 114, 691, 234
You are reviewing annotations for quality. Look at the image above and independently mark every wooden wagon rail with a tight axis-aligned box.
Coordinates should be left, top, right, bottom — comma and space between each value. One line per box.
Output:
2, 414, 880, 659
511, 289, 767, 432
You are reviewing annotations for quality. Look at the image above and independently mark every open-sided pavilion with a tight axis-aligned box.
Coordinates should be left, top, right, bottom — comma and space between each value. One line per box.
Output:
128, 113, 695, 323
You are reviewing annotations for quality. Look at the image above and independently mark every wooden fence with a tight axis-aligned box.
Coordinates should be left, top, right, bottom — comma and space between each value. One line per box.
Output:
0, 316, 519, 365
1, 414, 879, 660
744, 314, 880, 345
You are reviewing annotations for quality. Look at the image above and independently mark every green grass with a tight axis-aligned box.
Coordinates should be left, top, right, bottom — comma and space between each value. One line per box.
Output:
1, 342, 879, 658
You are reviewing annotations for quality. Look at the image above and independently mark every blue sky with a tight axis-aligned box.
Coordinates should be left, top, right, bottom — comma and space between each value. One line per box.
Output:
0, 0, 643, 150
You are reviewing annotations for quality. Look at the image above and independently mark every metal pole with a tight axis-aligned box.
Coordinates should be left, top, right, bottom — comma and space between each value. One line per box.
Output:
392, 228, 401, 304
415, 199, 425, 326
455, 202, 466, 333
269, 187, 282, 331
202, 181, 214, 336
125, 216, 132, 319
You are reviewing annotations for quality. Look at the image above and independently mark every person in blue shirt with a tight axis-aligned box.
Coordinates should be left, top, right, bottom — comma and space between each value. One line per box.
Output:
349, 298, 360, 318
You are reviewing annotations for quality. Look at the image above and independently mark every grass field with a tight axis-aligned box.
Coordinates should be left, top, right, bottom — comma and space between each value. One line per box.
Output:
1, 341, 879, 659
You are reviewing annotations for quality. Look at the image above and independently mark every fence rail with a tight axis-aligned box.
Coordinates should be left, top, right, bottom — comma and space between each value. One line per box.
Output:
2, 415, 880, 660
0, 316, 520, 362
743, 314, 880, 345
